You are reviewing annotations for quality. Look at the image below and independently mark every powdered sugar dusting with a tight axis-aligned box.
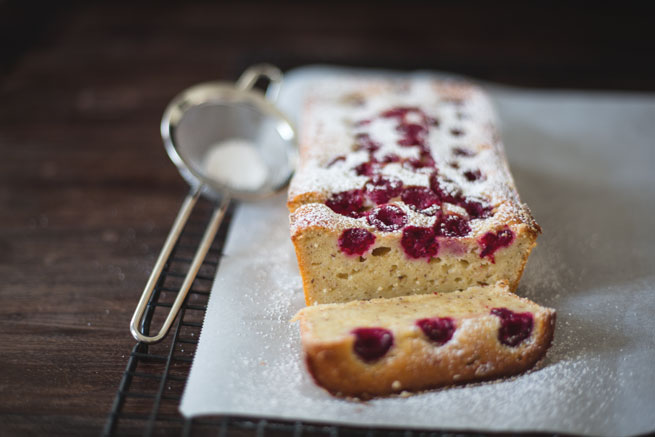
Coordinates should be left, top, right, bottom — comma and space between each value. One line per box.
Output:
288, 76, 538, 240
290, 78, 510, 207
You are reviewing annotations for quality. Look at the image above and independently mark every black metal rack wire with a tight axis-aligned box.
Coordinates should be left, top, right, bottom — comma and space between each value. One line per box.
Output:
102, 196, 542, 437
104, 197, 389, 437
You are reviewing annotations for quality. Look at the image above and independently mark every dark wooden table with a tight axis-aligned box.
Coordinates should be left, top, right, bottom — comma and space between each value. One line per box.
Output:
1, 2, 653, 435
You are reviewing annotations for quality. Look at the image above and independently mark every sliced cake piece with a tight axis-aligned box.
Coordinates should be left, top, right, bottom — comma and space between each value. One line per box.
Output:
292, 282, 555, 398
288, 77, 540, 305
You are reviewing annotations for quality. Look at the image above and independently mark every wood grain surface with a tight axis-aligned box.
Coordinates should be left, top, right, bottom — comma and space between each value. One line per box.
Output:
1, 1, 653, 435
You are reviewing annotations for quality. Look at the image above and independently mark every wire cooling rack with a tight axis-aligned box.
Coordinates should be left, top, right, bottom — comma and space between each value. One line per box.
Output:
103, 195, 550, 437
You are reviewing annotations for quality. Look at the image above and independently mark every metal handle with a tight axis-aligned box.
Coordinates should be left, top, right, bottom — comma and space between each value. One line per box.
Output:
236, 63, 283, 102
130, 186, 231, 343
131, 65, 284, 343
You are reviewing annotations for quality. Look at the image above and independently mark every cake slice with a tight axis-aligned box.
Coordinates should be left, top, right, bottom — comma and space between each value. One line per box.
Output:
288, 77, 540, 305
292, 282, 555, 398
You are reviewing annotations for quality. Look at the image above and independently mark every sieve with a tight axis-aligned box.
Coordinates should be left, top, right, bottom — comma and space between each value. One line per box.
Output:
130, 64, 297, 343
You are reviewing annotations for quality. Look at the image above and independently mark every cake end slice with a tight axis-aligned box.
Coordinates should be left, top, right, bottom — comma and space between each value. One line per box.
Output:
292, 281, 555, 398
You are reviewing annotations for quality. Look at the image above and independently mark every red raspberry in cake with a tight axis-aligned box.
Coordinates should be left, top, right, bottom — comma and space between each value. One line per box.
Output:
397, 123, 427, 137
401, 186, 440, 212
461, 198, 493, 219
463, 169, 483, 182
338, 228, 376, 256
351, 327, 394, 362
381, 153, 401, 163
380, 106, 419, 119
416, 317, 456, 345
479, 228, 514, 262
397, 123, 428, 147
367, 204, 407, 232
353, 159, 379, 176
379, 106, 431, 148
430, 173, 463, 205
326, 189, 364, 218
430, 173, 492, 219
434, 213, 471, 237
491, 307, 534, 347
406, 150, 436, 169
366, 175, 403, 204
401, 226, 439, 259
353, 133, 380, 152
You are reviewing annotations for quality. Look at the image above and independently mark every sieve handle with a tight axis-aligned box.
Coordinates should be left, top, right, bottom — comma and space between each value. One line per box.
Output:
235, 63, 283, 102
130, 186, 230, 343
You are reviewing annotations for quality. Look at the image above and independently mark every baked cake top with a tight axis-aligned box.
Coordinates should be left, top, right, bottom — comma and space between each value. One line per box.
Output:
288, 77, 539, 244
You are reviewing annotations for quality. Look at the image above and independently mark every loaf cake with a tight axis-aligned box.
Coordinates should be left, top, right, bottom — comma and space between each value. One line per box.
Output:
288, 77, 540, 305
292, 282, 555, 398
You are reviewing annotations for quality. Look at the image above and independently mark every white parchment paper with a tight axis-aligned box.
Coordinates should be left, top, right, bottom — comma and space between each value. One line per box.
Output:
180, 66, 655, 436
